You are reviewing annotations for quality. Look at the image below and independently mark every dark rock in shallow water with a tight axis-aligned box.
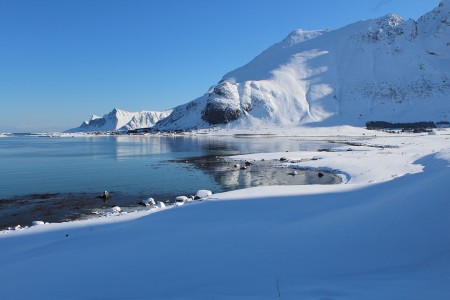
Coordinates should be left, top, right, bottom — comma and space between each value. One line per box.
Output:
318, 172, 324, 178
100, 191, 111, 200
245, 161, 252, 166
280, 157, 288, 162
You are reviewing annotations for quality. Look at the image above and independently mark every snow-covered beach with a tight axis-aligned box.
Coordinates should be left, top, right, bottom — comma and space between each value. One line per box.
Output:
1, 128, 449, 299
1, 1, 449, 298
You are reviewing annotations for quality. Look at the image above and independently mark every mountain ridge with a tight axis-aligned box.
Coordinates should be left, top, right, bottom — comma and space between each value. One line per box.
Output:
66, 108, 172, 132
155, 0, 449, 130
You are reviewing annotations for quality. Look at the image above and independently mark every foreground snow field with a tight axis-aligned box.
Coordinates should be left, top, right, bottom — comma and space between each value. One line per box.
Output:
1, 129, 449, 299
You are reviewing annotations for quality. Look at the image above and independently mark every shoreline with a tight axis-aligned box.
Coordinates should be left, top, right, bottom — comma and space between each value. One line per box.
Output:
3, 128, 449, 233
0, 152, 342, 231
1, 128, 449, 299
0, 125, 397, 138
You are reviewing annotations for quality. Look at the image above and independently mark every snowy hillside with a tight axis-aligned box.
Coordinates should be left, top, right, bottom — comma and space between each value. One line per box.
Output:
156, 0, 450, 130
66, 108, 172, 132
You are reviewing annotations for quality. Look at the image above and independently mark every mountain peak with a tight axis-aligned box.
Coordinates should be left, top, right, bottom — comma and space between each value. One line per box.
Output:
381, 13, 404, 26
361, 13, 409, 44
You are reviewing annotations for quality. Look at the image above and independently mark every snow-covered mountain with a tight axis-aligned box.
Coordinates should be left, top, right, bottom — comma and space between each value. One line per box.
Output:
66, 108, 172, 132
156, 0, 450, 130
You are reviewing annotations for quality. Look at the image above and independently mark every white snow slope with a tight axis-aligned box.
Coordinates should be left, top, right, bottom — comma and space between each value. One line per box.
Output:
66, 108, 172, 132
156, 0, 450, 130
1, 130, 450, 299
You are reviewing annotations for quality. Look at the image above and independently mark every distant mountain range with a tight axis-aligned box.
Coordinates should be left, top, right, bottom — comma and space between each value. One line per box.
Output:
66, 108, 172, 132
68, 0, 449, 133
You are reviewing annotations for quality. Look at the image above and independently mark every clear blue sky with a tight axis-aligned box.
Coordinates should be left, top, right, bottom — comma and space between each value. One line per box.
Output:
0, 0, 439, 132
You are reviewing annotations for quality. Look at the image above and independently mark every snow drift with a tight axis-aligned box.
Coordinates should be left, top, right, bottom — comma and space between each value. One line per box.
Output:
1, 133, 449, 299
66, 108, 172, 132
156, 1, 450, 130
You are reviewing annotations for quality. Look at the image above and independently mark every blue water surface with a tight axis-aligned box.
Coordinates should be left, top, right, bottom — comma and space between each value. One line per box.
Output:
0, 135, 334, 199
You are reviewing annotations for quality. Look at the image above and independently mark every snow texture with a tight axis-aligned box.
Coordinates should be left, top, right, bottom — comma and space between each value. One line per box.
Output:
196, 189, 213, 199
1, 129, 450, 299
175, 195, 190, 202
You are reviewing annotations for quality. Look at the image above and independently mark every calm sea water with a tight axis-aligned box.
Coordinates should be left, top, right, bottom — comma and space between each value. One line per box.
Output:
0, 135, 337, 200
